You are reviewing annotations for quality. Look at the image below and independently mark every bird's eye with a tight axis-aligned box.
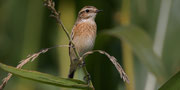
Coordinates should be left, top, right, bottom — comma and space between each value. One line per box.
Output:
85, 9, 89, 13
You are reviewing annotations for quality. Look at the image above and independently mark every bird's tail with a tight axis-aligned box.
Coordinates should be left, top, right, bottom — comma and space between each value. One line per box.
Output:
68, 70, 75, 78
68, 63, 77, 78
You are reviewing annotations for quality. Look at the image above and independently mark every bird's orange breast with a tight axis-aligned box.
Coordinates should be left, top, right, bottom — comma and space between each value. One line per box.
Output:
72, 21, 97, 55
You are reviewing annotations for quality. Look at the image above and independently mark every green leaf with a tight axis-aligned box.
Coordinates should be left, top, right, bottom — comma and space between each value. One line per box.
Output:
0, 63, 92, 90
159, 71, 180, 90
102, 25, 167, 82
162, 0, 180, 75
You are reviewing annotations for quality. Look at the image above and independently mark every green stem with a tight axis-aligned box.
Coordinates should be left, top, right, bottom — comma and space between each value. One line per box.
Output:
120, 0, 135, 89
82, 66, 94, 89
57, 17, 80, 59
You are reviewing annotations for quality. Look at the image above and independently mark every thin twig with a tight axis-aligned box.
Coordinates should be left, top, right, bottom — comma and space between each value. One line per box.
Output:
81, 50, 130, 83
44, 0, 80, 59
0, 45, 69, 90
44, 0, 71, 41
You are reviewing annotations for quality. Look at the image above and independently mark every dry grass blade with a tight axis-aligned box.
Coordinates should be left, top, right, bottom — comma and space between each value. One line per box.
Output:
81, 50, 129, 83
0, 45, 69, 90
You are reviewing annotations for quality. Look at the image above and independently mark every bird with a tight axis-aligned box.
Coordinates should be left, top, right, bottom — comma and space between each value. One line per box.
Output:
68, 6, 102, 78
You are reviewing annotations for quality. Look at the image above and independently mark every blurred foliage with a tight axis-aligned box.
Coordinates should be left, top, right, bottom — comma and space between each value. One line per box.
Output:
103, 25, 166, 82
159, 71, 180, 90
0, 0, 180, 90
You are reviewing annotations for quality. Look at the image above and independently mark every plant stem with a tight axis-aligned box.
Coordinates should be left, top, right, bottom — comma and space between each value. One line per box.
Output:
57, 18, 80, 58
120, 0, 135, 89
82, 66, 94, 90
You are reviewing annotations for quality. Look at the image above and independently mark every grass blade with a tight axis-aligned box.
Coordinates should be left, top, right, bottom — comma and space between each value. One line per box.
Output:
0, 63, 92, 90
159, 71, 180, 90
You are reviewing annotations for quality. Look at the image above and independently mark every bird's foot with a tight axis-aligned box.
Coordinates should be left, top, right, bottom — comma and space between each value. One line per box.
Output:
79, 61, 86, 68
83, 74, 91, 85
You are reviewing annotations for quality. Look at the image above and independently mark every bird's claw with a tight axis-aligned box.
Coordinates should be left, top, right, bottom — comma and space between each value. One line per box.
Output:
83, 74, 91, 85
79, 61, 86, 68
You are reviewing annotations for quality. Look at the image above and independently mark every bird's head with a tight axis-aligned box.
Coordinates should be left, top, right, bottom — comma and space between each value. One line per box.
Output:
78, 6, 102, 20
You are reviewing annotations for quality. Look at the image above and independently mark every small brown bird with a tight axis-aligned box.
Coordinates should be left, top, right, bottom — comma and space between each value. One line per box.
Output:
68, 6, 102, 78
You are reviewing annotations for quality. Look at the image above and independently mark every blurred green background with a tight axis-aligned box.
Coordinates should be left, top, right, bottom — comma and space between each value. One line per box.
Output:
0, 0, 180, 90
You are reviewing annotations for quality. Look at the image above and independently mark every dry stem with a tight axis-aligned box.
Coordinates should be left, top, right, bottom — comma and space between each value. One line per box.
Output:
44, 0, 80, 58
0, 45, 69, 90
81, 50, 129, 83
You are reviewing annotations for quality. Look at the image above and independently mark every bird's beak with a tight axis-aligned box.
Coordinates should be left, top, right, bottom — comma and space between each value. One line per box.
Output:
96, 9, 103, 13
